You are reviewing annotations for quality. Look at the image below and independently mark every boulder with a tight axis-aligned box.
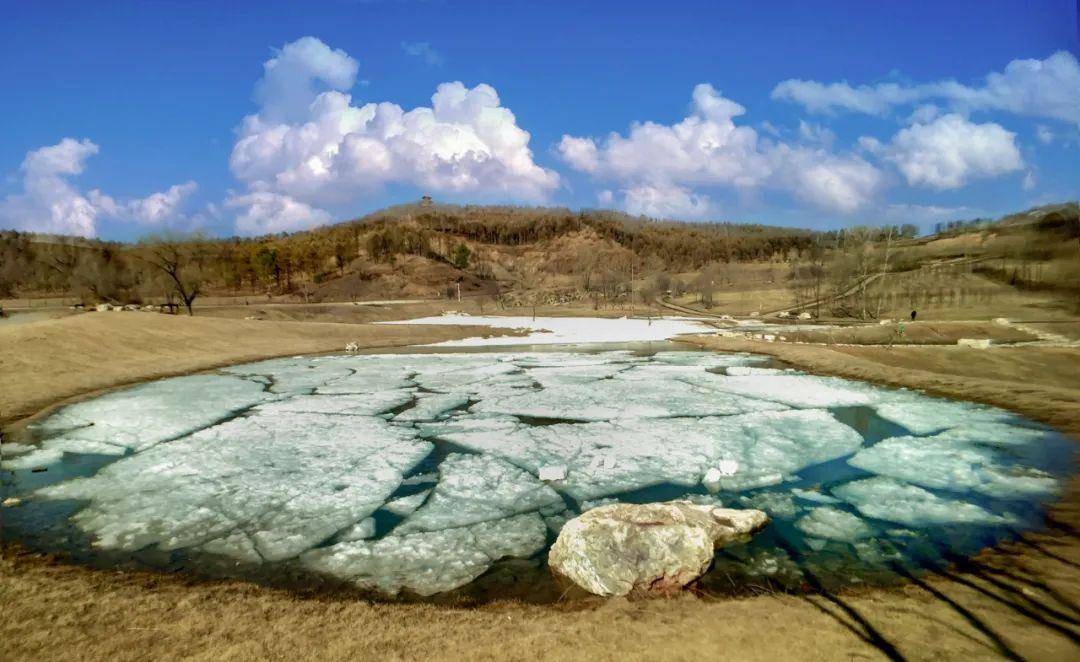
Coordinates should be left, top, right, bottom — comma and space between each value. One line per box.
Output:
548, 501, 768, 596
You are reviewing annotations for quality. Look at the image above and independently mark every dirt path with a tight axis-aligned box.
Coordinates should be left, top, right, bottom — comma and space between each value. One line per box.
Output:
2, 317, 1080, 661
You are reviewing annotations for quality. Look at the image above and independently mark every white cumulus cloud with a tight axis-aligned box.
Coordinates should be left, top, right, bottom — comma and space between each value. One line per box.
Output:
622, 184, 713, 218
226, 190, 332, 235
558, 83, 883, 217
881, 114, 1023, 189
772, 51, 1080, 125
228, 36, 558, 235
0, 138, 197, 237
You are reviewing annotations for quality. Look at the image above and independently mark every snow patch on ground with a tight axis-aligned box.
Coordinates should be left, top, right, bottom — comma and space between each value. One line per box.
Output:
382, 315, 712, 346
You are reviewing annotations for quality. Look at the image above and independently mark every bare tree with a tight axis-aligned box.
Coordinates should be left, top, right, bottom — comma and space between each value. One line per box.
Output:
140, 236, 208, 316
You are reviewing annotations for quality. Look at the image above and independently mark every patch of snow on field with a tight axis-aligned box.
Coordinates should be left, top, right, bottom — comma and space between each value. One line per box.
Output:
381, 315, 712, 346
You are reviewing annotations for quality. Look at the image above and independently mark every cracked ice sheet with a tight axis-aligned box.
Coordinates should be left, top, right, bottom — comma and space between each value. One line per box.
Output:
255, 391, 415, 417
471, 378, 787, 422
301, 512, 547, 596
427, 416, 716, 500
220, 357, 357, 395
870, 395, 1023, 436
394, 454, 564, 534
382, 490, 431, 517
21, 374, 271, 464
415, 363, 537, 396
381, 315, 711, 346
394, 393, 471, 422
683, 373, 897, 409
847, 433, 1063, 499
521, 363, 634, 388
702, 410, 866, 492
428, 409, 861, 500
833, 477, 1015, 527
315, 367, 416, 394
36, 411, 431, 562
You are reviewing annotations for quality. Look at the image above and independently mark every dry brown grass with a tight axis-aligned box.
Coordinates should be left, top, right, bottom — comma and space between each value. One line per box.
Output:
2, 315, 1080, 661
782, 320, 1041, 345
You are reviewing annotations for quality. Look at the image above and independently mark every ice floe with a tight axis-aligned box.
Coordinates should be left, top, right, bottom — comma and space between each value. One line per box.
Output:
394, 454, 564, 534
848, 434, 1062, 499
301, 512, 548, 595
833, 477, 1015, 527
796, 507, 874, 541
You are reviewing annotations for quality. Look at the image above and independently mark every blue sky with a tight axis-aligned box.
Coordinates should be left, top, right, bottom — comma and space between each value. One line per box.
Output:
1, 0, 1077, 239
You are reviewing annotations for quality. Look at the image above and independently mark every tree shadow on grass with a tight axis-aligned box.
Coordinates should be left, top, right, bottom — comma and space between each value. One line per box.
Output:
770, 539, 907, 660
889, 563, 1026, 661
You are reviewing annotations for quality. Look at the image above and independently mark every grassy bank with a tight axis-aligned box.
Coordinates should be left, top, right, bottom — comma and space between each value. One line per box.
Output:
2, 314, 1079, 661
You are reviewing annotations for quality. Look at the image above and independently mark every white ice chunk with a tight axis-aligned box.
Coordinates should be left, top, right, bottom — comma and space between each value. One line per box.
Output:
382, 490, 430, 517
393, 454, 564, 534
394, 393, 471, 422
833, 477, 1015, 527
255, 391, 414, 417
703, 410, 865, 492
301, 512, 548, 595
792, 488, 842, 505
1, 447, 64, 470
1, 443, 35, 456
796, 507, 874, 541
337, 517, 377, 542
873, 396, 1020, 435
848, 434, 1062, 499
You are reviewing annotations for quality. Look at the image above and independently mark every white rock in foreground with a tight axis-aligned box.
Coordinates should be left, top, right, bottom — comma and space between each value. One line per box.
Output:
548, 501, 768, 596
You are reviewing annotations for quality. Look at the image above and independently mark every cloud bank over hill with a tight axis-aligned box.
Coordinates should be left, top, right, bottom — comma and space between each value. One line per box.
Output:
2, 39, 1075, 237
558, 84, 885, 218
227, 37, 558, 234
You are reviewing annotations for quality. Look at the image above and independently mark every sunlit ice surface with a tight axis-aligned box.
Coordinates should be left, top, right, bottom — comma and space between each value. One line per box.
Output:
2, 345, 1074, 600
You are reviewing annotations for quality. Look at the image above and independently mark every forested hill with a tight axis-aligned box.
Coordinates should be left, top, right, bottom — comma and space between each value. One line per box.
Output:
4, 201, 1070, 308
1, 203, 828, 303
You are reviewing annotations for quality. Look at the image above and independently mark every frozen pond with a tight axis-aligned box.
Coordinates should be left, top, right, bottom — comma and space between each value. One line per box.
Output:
1, 344, 1074, 600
